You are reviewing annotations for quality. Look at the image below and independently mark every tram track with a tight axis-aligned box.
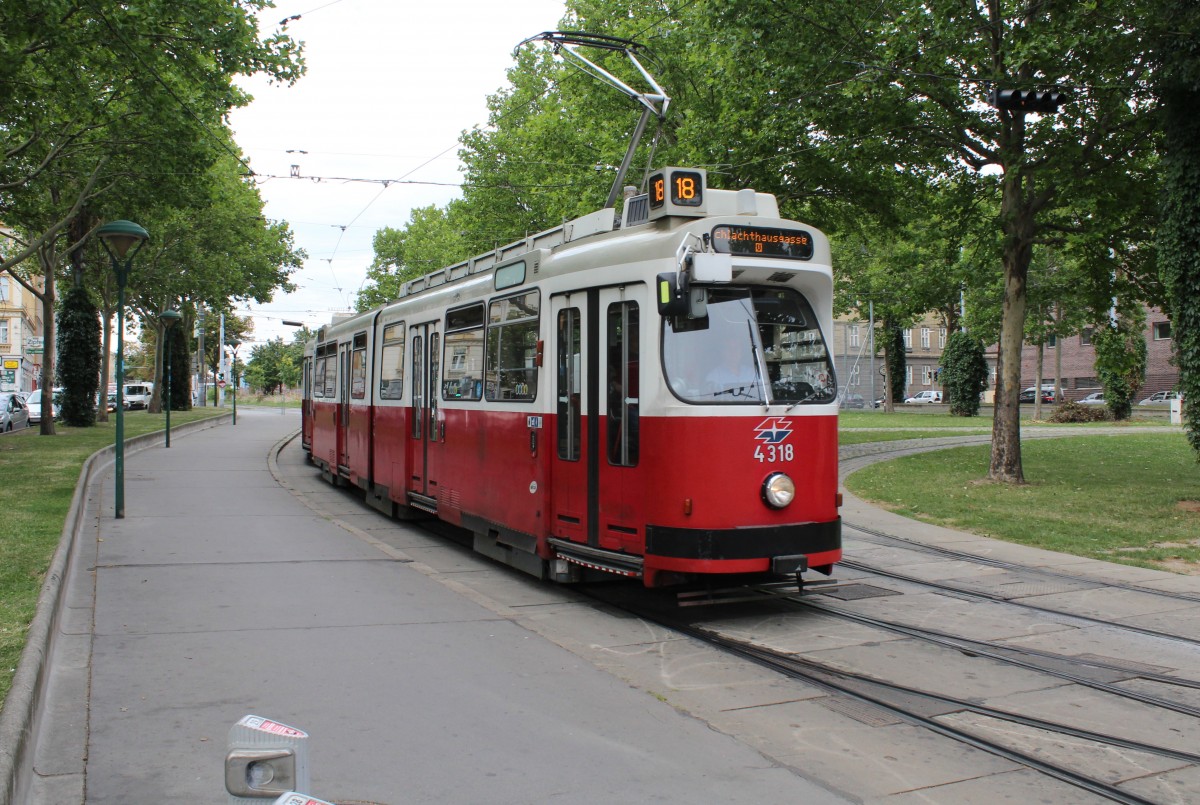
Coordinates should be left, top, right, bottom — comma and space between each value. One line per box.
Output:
839, 557, 1200, 651
837, 522, 1200, 652
785, 595, 1200, 719
575, 505, 1200, 804
587, 586, 1200, 805
845, 519, 1200, 606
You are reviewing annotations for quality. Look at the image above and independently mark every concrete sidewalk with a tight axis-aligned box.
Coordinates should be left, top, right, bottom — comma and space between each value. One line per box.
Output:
21, 408, 847, 804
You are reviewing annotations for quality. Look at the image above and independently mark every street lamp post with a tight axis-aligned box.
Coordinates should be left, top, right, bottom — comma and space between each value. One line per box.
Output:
161, 309, 182, 447
97, 220, 150, 519
229, 341, 240, 425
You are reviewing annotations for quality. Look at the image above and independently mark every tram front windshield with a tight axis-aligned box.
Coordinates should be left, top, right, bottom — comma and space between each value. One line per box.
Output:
663, 287, 836, 405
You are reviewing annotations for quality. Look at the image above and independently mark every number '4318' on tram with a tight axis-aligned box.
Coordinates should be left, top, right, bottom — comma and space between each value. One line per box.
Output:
301, 167, 841, 589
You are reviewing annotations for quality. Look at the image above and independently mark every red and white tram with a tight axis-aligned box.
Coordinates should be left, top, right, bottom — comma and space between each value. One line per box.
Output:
302, 167, 841, 588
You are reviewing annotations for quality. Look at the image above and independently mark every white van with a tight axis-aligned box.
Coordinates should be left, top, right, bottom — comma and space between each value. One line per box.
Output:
123, 383, 154, 410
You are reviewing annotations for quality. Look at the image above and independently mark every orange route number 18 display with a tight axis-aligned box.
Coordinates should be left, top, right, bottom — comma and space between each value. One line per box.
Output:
650, 169, 704, 209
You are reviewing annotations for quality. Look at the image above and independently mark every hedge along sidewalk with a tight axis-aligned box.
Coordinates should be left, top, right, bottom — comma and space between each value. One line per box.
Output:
0, 411, 230, 804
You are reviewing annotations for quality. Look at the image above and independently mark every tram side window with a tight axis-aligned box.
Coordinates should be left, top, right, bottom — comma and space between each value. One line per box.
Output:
607, 301, 639, 466
443, 304, 484, 401
313, 343, 336, 399
411, 334, 423, 439
350, 333, 367, 400
323, 354, 337, 398
486, 291, 539, 402
379, 324, 405, 399
429, 332, 441, 434
557, 308, 581, 461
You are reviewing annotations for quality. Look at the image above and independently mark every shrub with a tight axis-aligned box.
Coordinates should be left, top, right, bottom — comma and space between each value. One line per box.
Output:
940, 331, 989, 417
1048, 400, 1111, 423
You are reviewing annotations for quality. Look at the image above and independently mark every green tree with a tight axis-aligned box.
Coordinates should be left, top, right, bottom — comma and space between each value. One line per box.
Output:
881, 322, 907, 409
1, 0, 303, 267
166, 321, 192, 411
55, 285, 101, 427
707, 0, 1160, 483
2, 0, 304, 429
1094, 306, 1148, 421
1154, 0, 1200, 454
119, 153, 303, 412
245, 336, 304, 395
941, 331, 989, 417
200, 313, 254, 397
359, 204, 469, 309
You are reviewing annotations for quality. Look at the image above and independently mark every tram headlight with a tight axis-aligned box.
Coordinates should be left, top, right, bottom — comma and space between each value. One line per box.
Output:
761, 472, 795, 509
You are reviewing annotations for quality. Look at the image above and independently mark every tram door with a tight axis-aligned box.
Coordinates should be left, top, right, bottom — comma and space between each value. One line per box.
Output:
337, 341, 351, 470
550, 285, 643, 552
407, 320, 441, 506
301, 353, 313, 451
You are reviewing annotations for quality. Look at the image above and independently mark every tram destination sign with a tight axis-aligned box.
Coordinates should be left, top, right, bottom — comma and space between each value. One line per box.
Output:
711, 225, 814, 260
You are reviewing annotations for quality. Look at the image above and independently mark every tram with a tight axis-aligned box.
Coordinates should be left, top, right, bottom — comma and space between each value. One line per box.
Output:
301, 167, 841, 588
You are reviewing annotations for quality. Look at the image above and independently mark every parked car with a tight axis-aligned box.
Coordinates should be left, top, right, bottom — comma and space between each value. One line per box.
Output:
95, 391, 119, 413
22, 387, 62, 423
1019, 385, 1057, 404
122, 383, 154, 410
904, 390, 942, 404
840, 393, 866, 409
1, 391, 31, 432
1138, 390, 1181, 406
1078, 392, 1106, 405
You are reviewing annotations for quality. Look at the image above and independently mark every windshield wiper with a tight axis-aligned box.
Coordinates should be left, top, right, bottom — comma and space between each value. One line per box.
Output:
713, 385, 760, 398
746, 320, 769, 403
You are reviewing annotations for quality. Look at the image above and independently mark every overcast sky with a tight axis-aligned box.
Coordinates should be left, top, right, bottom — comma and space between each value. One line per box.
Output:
227, 0, 567, 346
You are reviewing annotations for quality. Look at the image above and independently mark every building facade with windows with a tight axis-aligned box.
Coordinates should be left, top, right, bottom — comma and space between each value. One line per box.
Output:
1015, 306, 1179, 401
0, 228, 46, 394
829, 314, 948, 405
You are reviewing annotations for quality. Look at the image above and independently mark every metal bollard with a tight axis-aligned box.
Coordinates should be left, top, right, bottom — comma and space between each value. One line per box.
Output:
225, 715, 311, 801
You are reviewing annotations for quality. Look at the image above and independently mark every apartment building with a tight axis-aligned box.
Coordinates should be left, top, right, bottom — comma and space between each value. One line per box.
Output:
830, 314, 948, 404
1015, 306, 1179, 400
0, 228, 45, 393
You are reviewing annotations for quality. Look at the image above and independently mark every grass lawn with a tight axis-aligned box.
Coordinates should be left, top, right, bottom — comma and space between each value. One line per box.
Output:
0, 409, 226, 704
844, 433, 1200, 571
837, 409, 1167, 445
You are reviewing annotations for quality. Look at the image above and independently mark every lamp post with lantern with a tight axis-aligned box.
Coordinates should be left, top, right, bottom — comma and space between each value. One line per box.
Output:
96, 220, 149, 519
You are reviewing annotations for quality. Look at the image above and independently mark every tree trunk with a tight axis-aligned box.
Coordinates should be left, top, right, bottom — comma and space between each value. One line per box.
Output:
1054, 304, 1064, 401
1033, 342, 1045, 420
988, 172, 1035, 483
149, 323, 164, 414
37, 244, 57, 436
98, 307, 113, 423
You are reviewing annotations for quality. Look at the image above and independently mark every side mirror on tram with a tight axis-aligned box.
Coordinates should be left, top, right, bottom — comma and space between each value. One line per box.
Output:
657, 272, 690, 316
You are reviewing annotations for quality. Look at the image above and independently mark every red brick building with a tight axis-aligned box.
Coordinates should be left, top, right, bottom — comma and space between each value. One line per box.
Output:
1010, 306, 1178, 401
